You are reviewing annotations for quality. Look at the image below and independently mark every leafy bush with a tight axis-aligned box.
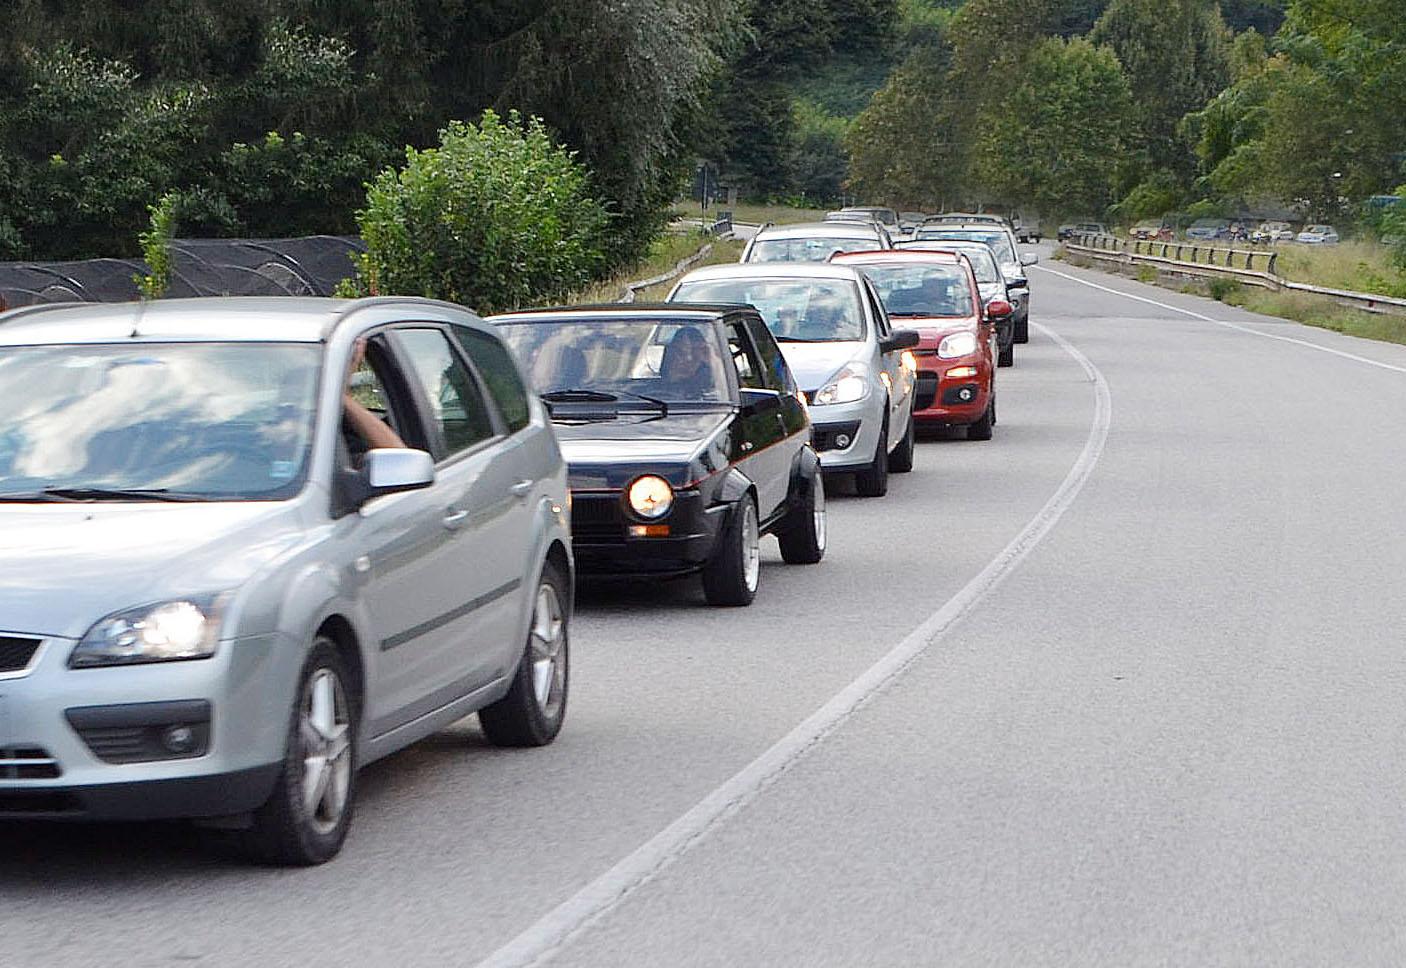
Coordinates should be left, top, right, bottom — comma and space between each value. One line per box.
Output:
345, 111, 611, 315
1207, 276, 1242, 301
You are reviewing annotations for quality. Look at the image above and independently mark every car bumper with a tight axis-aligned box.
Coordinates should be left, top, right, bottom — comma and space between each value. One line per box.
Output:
0, 632, 290, 820
911, 356, 990, 425
807, 396, 884, 472
570, 490, 727, 577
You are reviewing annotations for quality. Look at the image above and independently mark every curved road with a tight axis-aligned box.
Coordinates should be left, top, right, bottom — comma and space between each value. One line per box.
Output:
9, 253, 1406, 966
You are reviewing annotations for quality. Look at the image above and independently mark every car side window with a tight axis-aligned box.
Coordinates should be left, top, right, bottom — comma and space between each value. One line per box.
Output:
864, 282, 891, 338
744, 316, 794, 393
452, 324, 531, 433
342, 336, 418, 467
725, 322, 766, 390
395, 328, 496, 459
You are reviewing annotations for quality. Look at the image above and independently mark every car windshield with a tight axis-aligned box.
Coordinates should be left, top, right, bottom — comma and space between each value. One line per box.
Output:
946, 248, 999, 282
673, 279, 866, 342
750, 237, 881, 263
861, 264, 973, 318
0, 342, 320, 501
914, 229, 1016, 263
496, 318, 731, 403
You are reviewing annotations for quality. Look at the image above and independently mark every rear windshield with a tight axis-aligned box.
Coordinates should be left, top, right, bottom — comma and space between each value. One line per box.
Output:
673, 278, 866, 342
913, 228, 1016, 263
749, 237, 881, 263
859, 264, 973, 318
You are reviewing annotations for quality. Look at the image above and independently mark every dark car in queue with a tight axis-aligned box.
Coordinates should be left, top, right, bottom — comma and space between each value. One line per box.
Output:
831, 250, 1007, 441
912, 223, 1037, 344
897, 239, 1017, 367
490, 305, 825, 607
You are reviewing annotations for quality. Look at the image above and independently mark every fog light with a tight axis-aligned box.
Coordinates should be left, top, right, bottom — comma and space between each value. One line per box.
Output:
835, 433, 852, 448
162, 725, 197, 754
958, 388, 974, 402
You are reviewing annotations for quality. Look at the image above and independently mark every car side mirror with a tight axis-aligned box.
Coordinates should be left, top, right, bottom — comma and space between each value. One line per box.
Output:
880, 329, 921, 353
1007, 278, 1028, 291
347, 448, 435, 509
1020, 252, 1039, 266
985, 299, 1014, 320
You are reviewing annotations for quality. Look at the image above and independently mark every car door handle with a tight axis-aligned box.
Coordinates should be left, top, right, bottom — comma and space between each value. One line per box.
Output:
443, 507, 469, 529
509, 479, 534, 499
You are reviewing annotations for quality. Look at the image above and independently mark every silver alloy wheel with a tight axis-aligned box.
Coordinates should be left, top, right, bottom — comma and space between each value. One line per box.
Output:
300, 666, 351, 836
742, 501, 761, 592
812, 479, 827, 553
529, 582, 567, 718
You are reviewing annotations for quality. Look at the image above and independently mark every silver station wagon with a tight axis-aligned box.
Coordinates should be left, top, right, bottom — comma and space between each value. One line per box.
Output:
0, 297, 572, 864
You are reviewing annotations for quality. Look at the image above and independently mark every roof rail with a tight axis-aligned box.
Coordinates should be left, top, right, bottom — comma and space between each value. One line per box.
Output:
0, 300, 97, 326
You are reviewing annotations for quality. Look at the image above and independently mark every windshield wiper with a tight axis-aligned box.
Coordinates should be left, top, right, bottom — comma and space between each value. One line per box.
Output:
34, 487, 206, 503
541, 388, 669, 415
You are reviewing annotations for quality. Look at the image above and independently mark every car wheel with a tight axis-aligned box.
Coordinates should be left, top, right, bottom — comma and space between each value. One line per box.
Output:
1014, 315, 1029, 344
967, 397, 995, 441
778, 468, 826, 565
702, 495, 760, 606
998, 342, 1014, 367
888, 403, 915, 473
241, 638, 357, 866
854, 420, 889, 497
479, 561, 570, 747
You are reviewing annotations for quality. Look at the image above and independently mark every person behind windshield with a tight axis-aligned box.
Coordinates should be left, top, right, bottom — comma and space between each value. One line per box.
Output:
659, 326, 718, 397
889, 274, 961, 316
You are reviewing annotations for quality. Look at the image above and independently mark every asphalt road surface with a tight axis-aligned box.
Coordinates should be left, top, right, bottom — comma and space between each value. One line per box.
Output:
10, 251, 1406, 967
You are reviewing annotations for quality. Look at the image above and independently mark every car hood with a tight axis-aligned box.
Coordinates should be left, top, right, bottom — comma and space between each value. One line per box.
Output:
0, 502, 308, 639
777, 341, 867, 392
554, 411, 732, 489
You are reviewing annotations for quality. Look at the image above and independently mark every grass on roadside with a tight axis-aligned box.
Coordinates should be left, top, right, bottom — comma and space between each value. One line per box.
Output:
1221, 287, 1406, 346
569, 231, 743, 305
672, 201, 828, 227
1162, 239, 1406, 298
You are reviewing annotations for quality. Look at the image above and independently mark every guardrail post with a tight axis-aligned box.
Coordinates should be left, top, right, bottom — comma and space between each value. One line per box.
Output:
1267, 252, 1278, 276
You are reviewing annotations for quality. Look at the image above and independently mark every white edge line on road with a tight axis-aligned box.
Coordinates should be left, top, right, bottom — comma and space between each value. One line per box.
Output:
1033, 263, 1406, 375
473, 321, 1112, 968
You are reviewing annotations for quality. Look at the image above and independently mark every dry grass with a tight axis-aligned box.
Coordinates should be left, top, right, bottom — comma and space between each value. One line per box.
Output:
1225, 288, 1406, 346
1167, 239, 1406, 298
569, 232, 743, 305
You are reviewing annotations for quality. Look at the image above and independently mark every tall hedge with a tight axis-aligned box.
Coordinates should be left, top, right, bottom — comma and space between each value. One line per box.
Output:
345, 111, 610, 314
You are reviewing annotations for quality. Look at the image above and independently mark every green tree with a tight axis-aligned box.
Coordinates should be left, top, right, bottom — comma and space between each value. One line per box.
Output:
971, 37, 1135, 217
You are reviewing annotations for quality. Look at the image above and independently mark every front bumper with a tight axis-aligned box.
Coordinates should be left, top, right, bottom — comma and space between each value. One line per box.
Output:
911, 355, 990, 425
570, 489, 728, 577
0, 632, 289, 820
806, 396, 884, 472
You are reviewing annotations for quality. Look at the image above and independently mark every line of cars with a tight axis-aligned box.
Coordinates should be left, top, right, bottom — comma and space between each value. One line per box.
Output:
1068, 217, 1343, 246
0, 205, 1035, 864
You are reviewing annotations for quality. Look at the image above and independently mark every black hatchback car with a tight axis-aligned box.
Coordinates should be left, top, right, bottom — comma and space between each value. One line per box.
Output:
491, 304, 825, 606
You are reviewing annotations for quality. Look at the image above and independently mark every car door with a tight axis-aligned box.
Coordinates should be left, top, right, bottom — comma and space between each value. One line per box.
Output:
744, 310, 808, 478
724, 319, 788, 519
364, 325, 525, 730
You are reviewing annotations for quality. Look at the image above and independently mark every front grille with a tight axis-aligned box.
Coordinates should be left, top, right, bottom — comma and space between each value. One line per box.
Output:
571, 494, 625, 542
0, 746, 62, 780
914, 374, 939, 411
0, 637, 41, 673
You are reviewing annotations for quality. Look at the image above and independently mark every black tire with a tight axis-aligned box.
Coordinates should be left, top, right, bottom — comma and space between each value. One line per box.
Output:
998, 342, 1014, 367
888, 404, 915, 473
480, 561, 570, 747
702, 495, 760, 606
1014, 313, 1030, 344
967, 397, 995, 440
778, 468, 826, 565
241, 639, 358, 866
854, 419, 890, 497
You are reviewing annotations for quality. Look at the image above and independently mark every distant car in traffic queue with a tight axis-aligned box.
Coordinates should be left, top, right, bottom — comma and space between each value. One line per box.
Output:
832, 249, 1005, 441
896, 239, 1017, 367
669, 263, 919, 497
912, 223, 1037, 344
0, 296, 574, 865
1186, 218, 1232, 241
829, 207, 901, 235
741, 221, 892, 263
491, 304, 826, 607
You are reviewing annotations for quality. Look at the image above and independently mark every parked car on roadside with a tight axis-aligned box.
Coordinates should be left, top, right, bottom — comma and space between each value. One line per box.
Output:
1130, 220, 1172, 241
897, 239, 1016, 367
1296, 224, 1341, 245
832, 249, 1006, 440
1057, 221, 1108, 240
492, 304, 826, 607
0, 296, 573, 865
669, 263, 919, 497
741, 221, 892, 263
899, 212, 928, 236
912, 223, 1037, 344
1186, 218, 1232, 241
1251, 221, 1296, 244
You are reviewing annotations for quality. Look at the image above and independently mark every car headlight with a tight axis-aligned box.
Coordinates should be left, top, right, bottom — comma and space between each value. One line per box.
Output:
626, 475, 674, 519
938, 332, 978, 359
812, 363, 870, 406
70, 596, 226, 668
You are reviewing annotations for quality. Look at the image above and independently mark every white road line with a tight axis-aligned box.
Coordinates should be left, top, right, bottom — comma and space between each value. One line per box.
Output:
473, 321, 1112, 968
1034, 263, 1406, 375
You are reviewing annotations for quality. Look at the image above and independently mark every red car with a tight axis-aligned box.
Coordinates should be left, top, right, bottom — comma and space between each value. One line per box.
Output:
830, 249, 1009, 439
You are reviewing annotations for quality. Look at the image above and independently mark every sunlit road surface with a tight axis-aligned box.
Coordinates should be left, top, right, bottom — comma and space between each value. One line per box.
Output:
9, 250, 1406, 967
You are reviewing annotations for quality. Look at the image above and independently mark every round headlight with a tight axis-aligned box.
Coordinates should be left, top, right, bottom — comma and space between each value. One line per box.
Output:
627, 475, 674, 519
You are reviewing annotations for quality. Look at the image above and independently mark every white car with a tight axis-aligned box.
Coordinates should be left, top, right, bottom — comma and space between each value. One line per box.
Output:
1296, 225, 1340, 244
668, 262, 919, 497
1251, 221, 1296, 244
742, 221, 892, 263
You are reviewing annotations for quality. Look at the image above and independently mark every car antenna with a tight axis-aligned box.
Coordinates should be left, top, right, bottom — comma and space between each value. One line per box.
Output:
129, 298, 149, 339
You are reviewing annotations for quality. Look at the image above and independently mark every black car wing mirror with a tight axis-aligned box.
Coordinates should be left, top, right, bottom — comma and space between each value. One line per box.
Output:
880, 329, 921, 353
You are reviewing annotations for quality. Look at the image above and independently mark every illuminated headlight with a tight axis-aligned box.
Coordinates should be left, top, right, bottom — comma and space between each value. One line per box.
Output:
812, 363, 870, 406
627, 475, 674, 519
70, 597, 225, 668
938, 332, 978, 359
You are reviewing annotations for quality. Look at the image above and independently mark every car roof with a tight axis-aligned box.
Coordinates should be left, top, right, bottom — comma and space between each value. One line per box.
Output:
676, 262, 869, 284
754, 221, 885, 239
489, 303, 744, 322
918, 223, 1014, 236
0, 295, 485, 346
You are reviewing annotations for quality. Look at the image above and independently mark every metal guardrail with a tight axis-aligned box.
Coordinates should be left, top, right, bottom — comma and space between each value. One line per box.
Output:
1065, 234, 1406, 317
618, 241, 716, 303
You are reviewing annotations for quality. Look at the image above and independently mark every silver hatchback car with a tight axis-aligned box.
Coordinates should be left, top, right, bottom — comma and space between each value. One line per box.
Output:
0, 297, 572, 864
